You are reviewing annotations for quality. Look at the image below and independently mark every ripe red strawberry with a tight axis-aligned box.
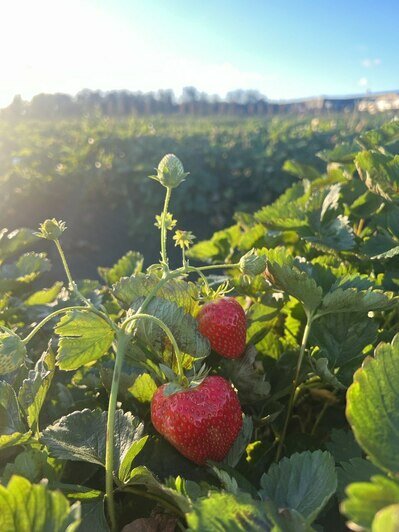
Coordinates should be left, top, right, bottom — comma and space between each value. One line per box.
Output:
197, 297, 246, 359
151, 376, 243, 465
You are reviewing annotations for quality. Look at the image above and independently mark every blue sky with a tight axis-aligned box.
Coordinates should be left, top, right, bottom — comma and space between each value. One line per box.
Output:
1, 0, 398, 106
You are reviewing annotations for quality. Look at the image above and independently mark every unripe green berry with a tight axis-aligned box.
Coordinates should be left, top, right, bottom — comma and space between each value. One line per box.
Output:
36, 219, 66, 241
149, 154, 189, 189
239, 249, 267, 276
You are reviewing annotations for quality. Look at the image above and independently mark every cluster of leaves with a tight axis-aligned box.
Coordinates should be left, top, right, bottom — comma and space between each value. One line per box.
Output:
0, 119, 399, 531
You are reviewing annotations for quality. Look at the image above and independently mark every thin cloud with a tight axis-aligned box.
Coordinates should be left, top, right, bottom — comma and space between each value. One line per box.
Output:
362, 58, 381, 68
358, 77, 368, 88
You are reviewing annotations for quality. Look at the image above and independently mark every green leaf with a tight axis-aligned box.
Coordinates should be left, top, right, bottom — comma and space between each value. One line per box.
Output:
113, 273, 198, 314
0, 432, 32, 451
337, 458, 381, 499
187, 225, 241, 263
355, 151, 399, 201
25, 282, 63, 306
0, 475, 81, 531
371, 245, 399, 261
314, 358, 345, 390
0, 331, 27, 375
220, 346, 270, 403
246, 303, 279, 346
19, 349, 55, 431
347, 335, 399, 475
259, 450, 337, 524
41, 409, 145, 477
0, 252, 51, 289
283, 160, 320, 180
325, 428, 362, 463
128, 373, 158, 403
186, 492, 272, 531
320, 286, 394, 315
372, 503, 399, 532
255, 183, 309, 230
224, 416, 253, 468
341, 476, 399, 530
0, 381, 25, 434
0, 228, 37, 262
310, 313, 377, 367
79, 499, 109, 532
131, 297, 210, 359
2, 448, 59, 484
264, 248, 323, 314
55, 311, 115, 371
118, 436, 148, 484
98, 251, 143, 285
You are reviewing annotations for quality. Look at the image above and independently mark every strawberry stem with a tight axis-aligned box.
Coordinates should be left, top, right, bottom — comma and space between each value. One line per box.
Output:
160, 186, 172, 274
105, 329, 130, 532
275, 313, 313, 461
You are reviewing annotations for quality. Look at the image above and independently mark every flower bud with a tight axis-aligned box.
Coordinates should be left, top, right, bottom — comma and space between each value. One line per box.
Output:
149, 154, 189, 189
35, 219, 67, 241
239, 249, 267, 276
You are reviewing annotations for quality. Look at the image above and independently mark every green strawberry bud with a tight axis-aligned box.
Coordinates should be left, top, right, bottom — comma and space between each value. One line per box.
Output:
149, 154, 189, 189
0, 331, 27, 375
239, 249, 267, 276
36, 219, 67, 241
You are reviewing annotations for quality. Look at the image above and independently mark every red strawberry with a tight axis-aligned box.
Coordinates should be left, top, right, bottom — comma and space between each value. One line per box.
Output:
197, 297, 246, 359
151, 376, 243, 465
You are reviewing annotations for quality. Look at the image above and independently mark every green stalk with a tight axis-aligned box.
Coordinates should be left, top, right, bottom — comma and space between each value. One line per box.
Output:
160, 187, 172, 272
275, 314, 313, 461
105, 330, 130, 532
22, 305, 87, 345
54, 239, 117, 331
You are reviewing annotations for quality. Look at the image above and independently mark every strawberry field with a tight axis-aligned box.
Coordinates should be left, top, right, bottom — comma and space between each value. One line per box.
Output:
1, 115, 399, 531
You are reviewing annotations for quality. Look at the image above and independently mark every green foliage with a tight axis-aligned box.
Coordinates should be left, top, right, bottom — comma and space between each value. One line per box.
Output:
0, 475, 81, 531
259, 450, 337, 524
55, 311, 115, 370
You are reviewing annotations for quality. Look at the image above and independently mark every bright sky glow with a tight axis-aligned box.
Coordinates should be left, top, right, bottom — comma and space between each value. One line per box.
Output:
1, 0, 398, 107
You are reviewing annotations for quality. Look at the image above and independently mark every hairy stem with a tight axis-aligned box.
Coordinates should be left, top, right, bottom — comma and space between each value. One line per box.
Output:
276, 315, 313, 461
160, 187, 172, 272
105, 330, 130, 532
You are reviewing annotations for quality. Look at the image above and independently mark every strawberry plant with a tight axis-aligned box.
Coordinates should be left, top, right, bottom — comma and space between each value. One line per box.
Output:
0, 117, 399, 531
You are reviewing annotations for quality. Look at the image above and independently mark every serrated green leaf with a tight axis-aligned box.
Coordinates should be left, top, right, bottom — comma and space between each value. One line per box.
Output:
186, 492, 272, 531
2, 448, 59, 484
113, 273, 198, 314
310, 313, 377, 367
0, 252, 51, 288
41, 409, 145, 477
355, 151, 399, 201
341, 476, 399, 530
372, 245, 399, 261
25, 282, 63, 306
346, 335, 399, 475
131, 297, 210, 359
246, 303, 279, 346
55, 311, 115, 370
255, 183, 309, 230
0, 475, 81, 532
264, 248, 323, 314
19, 349, 55, 431
320, 287, 394, 315
259, 450, 337, 524
187, 225, 241, 263
0, 381, 25, 434
0, 331, 27, 375
98, 251, 143, 285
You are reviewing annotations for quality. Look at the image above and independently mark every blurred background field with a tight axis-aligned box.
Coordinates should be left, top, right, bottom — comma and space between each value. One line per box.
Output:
0, 112, 393, 279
